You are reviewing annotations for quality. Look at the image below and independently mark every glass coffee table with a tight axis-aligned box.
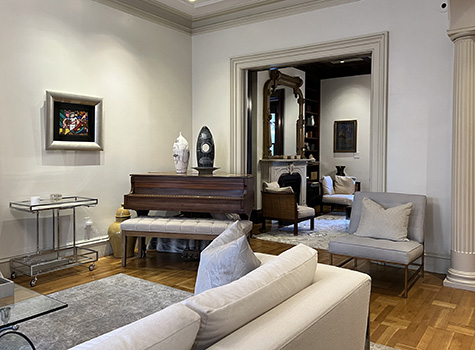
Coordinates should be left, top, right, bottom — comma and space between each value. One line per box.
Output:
0, 282, 67, 349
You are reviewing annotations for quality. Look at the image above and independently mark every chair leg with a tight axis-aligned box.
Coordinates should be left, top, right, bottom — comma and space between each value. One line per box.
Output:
294, 221, 298, 236
422, 254, 425, 278
262, 218, 267, 233
310, 217, 314, 230
330, 254, 334, 265
404, 265, 409, 298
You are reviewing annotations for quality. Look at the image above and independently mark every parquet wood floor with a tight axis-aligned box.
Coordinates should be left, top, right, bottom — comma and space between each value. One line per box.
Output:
12, 235, 475, 349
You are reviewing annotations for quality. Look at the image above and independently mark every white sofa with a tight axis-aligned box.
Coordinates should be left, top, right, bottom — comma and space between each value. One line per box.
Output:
71, 245, 371, 350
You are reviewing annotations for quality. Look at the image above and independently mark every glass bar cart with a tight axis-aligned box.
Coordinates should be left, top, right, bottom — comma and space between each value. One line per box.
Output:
9, 196, 98, 287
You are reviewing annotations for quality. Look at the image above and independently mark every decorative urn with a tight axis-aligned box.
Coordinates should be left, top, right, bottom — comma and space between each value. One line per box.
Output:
173, 132, 190, 174
107, 204, 136, 258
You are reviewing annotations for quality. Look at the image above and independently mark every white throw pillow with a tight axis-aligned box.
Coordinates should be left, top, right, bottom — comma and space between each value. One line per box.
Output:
321, 176, 333, 195
334, 175, 355, 194
264, 186, 294, 194
354, 197, 413, 241
262, 181, 280, 191
183, 244, 317, 350
194, 221, 260, 295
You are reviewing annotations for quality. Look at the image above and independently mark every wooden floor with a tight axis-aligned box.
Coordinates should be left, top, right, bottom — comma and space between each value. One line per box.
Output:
12, 237, 475, 350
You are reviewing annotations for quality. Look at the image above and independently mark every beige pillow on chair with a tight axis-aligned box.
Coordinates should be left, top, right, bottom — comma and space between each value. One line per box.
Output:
334, 175, 355, 194
354, 197, 413, 241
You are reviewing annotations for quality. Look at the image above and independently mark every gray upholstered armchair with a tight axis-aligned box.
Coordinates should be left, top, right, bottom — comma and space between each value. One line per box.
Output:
328, 191, 426, 298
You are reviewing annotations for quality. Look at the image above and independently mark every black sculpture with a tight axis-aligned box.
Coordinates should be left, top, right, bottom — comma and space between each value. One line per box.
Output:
194, 126, 218, 175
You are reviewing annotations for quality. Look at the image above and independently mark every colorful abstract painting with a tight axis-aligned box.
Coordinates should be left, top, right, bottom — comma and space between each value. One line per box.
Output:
59, 109, 89, 136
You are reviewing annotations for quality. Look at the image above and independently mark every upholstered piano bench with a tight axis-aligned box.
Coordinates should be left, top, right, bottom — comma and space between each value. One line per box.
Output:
120, 217, 253, 267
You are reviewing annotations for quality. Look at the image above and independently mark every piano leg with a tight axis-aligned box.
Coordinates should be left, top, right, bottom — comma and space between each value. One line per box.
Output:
122, 232, 127, 267
138, 237, 146, 258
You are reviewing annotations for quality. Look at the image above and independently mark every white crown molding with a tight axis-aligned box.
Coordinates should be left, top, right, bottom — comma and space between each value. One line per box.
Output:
95, 0, 361, 34
192, 0, 360, 34
94, 0, 193, 33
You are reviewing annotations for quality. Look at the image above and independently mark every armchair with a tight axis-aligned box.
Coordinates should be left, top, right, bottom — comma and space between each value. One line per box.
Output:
261, 183, 315, 236
320, 175, 360, 218
328, 192, 426, 298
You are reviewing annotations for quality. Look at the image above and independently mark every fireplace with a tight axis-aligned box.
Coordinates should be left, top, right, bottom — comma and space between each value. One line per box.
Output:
259, 159, 309, 206
278, 173, 302, 204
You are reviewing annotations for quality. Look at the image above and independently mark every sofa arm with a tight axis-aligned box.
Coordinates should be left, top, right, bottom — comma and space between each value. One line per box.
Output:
208, 265, 370, 350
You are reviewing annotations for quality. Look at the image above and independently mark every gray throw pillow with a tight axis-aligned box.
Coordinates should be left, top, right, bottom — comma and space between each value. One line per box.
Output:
194, 221, 260, 294
354, 197, 412, 241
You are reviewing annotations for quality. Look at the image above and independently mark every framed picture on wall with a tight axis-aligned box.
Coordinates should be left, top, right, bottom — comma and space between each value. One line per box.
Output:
45, 91, 103, 151
334, 120, 357, 153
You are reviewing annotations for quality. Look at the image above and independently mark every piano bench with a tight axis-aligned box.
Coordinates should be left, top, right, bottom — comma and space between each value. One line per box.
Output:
120, 217, 253, 267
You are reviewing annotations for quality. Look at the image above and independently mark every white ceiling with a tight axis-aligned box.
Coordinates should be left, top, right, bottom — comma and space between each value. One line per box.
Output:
96, 0, 359, 34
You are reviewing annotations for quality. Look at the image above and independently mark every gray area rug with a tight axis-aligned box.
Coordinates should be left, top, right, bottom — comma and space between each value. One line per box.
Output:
255, 213, 350, 250
7, 273, 395, 350
18, 274, 191, 349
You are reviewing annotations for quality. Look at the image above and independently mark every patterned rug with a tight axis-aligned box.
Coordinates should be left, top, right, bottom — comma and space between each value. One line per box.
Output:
18, 274, 191, 349
255, 213, 351, 250
9, 273, 395, 350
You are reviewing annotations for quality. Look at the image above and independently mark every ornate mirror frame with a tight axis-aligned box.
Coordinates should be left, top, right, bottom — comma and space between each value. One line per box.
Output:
262, 69, 305, 159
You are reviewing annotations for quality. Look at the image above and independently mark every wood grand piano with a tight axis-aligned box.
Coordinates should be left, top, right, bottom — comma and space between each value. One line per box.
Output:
124, 172, 254, 218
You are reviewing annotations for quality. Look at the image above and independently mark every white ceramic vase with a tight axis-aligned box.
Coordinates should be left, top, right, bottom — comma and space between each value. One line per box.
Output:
173, 132, 190, 173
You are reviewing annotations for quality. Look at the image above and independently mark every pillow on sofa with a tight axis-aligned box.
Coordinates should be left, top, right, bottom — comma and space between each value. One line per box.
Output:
194, 221, 260, 295
183, 244, 317, 350
354, 197, 413, 241
334, 175, 355, 194
321, 176, 333, 195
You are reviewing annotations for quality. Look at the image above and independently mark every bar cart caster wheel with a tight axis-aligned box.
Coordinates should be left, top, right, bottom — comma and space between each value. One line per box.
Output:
10, 272, 16, 279
30, 277, 37, 287
88, 263, 95, 271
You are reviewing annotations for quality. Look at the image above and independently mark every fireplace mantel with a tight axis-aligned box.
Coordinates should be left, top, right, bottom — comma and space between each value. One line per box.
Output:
260, 159, 309, 205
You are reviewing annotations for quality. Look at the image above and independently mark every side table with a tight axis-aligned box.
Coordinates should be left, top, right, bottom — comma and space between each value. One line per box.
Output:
9, 196, 98, 287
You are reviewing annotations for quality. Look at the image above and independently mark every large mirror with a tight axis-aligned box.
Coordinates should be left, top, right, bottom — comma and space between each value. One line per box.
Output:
262, 69, 305, 159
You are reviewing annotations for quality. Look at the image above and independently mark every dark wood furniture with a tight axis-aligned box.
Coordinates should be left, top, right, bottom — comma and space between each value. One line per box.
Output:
122, 172, 255, 263
261, 191, 315, 236
124, 172, 254, 219
304, 73, 320, 178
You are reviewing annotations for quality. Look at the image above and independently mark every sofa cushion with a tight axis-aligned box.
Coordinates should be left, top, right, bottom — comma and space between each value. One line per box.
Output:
322, 194, 354, 206
334, 175, 355, 194
321, 176, 333, 195
182, 244, 317, 350
194, 221, 260, 294
355, 197, 412, 241
329, 234, 423, 265
297, 205, 315, 219
69, 303, 200, 350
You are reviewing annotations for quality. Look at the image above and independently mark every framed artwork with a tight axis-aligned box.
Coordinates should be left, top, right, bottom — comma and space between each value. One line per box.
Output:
334, 120, 357, 153
46, 91, 103, 151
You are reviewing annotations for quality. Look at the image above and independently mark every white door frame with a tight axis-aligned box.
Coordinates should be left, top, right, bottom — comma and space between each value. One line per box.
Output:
230, 31, 388, 191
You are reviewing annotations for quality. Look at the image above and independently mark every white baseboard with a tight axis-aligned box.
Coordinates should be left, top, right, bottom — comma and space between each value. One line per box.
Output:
424, 252, 450, 275
0, 238, 113, 279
